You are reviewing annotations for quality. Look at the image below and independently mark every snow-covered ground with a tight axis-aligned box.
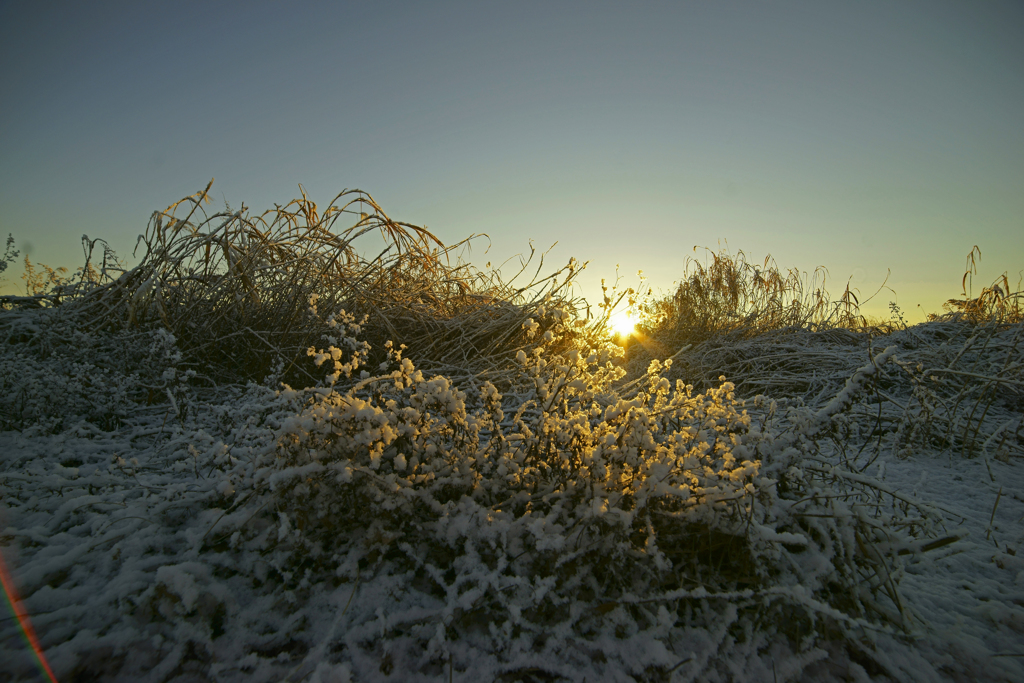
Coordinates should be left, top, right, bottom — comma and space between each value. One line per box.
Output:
2, 313, 1022, 682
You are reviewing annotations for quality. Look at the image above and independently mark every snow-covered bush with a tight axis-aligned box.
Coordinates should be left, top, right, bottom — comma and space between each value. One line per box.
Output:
169, 306, 945, 679
0, 307, 192, 433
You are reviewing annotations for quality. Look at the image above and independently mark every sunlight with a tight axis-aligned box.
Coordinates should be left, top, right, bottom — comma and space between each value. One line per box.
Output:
610, 310, 637, 337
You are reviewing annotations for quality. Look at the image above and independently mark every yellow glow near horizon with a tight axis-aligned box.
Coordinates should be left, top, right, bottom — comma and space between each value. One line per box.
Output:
610, 310, 637, 337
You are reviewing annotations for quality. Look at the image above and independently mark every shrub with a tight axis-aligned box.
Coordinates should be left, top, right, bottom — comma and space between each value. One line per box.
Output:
182, 306, 946, 677
0, 309, 190, 432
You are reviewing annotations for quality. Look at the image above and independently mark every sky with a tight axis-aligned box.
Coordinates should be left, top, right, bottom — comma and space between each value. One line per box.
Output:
1, 0, 1021, 321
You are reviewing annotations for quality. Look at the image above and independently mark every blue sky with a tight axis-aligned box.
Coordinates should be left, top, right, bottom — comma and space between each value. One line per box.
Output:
1, 0, 1021, 320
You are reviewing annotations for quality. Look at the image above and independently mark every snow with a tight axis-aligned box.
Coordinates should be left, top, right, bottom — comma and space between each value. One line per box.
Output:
2, 313, 1023, 682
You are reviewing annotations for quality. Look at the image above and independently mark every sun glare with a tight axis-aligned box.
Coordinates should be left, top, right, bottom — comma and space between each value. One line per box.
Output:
610, 310, 637, 337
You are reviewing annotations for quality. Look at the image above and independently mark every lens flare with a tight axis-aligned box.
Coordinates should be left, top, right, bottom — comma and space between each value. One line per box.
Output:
0, 548, 58, 683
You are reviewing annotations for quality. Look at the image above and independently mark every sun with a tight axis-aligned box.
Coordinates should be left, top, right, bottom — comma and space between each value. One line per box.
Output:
610, 310, 637, 337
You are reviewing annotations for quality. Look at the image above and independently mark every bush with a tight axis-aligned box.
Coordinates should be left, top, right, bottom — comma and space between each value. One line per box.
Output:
178, 307, 945, 677
0, 309, 190, 432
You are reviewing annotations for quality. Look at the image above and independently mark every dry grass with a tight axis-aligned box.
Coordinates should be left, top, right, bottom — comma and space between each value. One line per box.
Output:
937, 246, 1024, 324
637, 246, 866, 346
618, 247, 870, 395
625, 246, 1023, 400
18, 181, 602, 390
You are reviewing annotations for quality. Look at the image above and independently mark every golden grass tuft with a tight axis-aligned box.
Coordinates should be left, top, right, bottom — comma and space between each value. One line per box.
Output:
50, 181, 601, 388
938, 246, 1023, 324
638, 246, 867, 347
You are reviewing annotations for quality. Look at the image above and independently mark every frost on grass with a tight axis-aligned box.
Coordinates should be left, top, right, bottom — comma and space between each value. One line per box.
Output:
1, 189, 1022, 682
